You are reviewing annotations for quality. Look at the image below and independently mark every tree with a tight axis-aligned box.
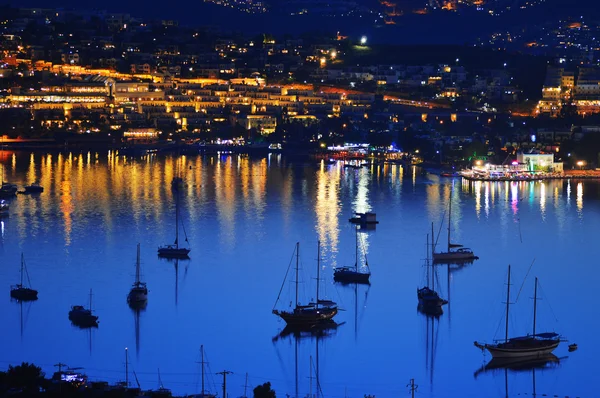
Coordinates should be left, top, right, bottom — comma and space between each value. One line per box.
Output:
253, 381, 276, 398
6, 362, 45, 393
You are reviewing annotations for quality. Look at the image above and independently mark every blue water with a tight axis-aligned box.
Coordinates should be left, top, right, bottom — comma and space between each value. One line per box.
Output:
0, 151, 595, 397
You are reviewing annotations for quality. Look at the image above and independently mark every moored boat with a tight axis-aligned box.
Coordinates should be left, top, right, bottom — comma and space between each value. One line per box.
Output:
24, 183, 44, 193
69, 289, 99, 328
273, 242, 338, 326
474, 266, 562, 359
334, 226, 371, 284
432, 198, 478, 263
10, 253, 38, 301
158, 188, 190, 258
417, 229, 448, 313
127, 243, 148, 305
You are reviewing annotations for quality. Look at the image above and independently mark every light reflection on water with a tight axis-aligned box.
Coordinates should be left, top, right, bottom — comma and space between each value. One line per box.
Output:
0, 151, 596, 398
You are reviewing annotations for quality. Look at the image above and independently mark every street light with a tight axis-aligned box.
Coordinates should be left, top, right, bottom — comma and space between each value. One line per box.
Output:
360, 36, 367, 45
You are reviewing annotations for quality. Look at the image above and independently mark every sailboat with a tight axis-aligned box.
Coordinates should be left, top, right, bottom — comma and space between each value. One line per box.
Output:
333, 226, 371, 284
10, 254, 38, 301
158, 188, 190, 258
128, 243, 148, 305
432, 199, 477, 262
417, 229, 448, 313
194, 345, 216, 398
69, 289, 99, 328
474, 266, 561, 358
272, 242, 338, 327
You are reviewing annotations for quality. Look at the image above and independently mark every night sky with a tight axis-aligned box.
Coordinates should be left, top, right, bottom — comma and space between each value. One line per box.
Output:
5, 0, 599, 44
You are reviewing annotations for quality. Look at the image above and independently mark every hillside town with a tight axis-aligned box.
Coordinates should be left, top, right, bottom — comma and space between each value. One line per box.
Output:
1, 6, 600, 173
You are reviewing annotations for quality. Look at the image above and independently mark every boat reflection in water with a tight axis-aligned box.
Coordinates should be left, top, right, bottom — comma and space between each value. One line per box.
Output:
272, 320, 343, 343
474, 354, 561, 379
129, 298, 146, 358
474, 354, 562, 398
272, 318, 342, 398
158, 257, 189, 306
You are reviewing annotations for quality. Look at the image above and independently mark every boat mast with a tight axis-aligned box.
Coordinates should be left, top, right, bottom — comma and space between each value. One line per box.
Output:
447, 200, 451, 252
426, 233, 430, 289
135, 244, 141, 285
316, 241, 320, 306
355, 226, 359, 271
201, 345, 206, 395
505, 265, 511, 343
90, 288, 93, 312
309, 355, 313, 398
175, 190, 179, 249
20, 253, 24, 286
295, 242, 299, 308
533, 277, 538, 336
125, 347, 129, 387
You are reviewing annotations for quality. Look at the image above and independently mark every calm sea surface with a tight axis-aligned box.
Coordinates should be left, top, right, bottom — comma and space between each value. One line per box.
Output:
0, 150, 596, 398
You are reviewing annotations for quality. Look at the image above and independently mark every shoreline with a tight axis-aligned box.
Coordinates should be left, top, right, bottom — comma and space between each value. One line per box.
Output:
460, 173, 600, 181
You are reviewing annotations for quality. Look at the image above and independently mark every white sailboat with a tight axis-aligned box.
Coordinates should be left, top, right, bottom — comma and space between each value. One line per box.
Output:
474, 265, 561, 358
158, 189, 190, 258
333, 226, 371, 284
432, 199, 477, 262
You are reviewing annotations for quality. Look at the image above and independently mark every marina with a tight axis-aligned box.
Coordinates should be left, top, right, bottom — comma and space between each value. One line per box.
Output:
0, 150, 591, 397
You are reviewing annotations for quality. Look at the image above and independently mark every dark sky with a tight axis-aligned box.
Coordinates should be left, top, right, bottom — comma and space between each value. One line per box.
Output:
6, 0, 598, 44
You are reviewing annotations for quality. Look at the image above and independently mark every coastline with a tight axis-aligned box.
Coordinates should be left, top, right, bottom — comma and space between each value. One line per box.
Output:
460, 170, 600, 181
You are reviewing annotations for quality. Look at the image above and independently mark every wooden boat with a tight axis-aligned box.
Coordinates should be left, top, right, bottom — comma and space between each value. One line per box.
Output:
474, 266, 561, 358
273, 242, 338, 326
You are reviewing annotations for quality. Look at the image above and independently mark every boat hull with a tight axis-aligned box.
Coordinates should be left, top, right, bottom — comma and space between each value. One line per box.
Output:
10, 287, 38, 301
127, 290, 148, 303
484, 340, 560, 358
432, 252, 477, 262
69, 307, 99, 328
24, 186, 43, 193
273, 307, 338, 326
333, 269, 370, 284
158, 247, 190, 258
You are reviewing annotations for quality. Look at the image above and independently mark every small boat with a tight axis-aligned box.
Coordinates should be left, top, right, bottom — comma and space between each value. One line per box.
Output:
568, 343, 578, 352
24, 183, 44, 193
474, 266, 561, 358
0, 182, 17, 198
348, 212, 379, 225
10, 253, 38, 301
69, 289, 99, 328
432, 198, 478, 263
158, 189, 190, 258
127, 243, 148, 305
334, 226, 371, 284
273, 242, 338, 326
0, 199, 8, 216
417, 229, 448, 313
